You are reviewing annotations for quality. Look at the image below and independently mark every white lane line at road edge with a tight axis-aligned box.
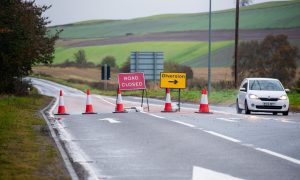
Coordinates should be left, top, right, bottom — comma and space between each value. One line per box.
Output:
255, 148, 300, 165
172, 120, 196, 128
203, 130, 241, 143
193, 166, 244, 180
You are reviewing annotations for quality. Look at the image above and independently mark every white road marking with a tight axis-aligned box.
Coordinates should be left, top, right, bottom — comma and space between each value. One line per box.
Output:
99, 118, 121, 124
241, 143, 254, 147
255, 148, 300, 165
147, 113, 166, 119
216, 118, 239, 123
203, 130, 241, 143
192, 166, 244, 180
49, 98, 58, 118
172, 120, 195, 128
94, 95, 115, 106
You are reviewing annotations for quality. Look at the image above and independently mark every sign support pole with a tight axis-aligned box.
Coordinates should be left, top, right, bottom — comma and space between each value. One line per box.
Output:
141, 89, 144, 108
146, 89, 149, 112
104, 64, 107, 90
178, 89, 181, 112
141, 89, 149, 112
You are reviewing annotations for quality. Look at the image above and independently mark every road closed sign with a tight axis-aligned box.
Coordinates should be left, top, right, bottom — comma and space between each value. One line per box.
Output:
118, 72, 146, 90
160, 72, 186, 89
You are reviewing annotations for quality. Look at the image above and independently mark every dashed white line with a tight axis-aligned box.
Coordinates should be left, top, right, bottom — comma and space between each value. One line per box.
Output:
255, 148, 300, 165
216, 118, 239, 123
94, 95, 115, 106
147, 113, 166, 119
203, 130, 241, 143
172, 120, 196, 128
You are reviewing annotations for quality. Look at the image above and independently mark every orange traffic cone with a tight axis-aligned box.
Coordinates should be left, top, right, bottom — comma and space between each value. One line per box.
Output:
195, 88, 211, 114
113, 87, 127, 113
161, 88, 174, 112
55, 90, 69, 115
82, 89, 97, 114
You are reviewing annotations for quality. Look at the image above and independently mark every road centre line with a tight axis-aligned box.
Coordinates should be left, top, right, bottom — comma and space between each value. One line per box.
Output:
95, 95, 115, 106
203, 130, 241, 143
172, 120, 196, 128
216, 118, 239, 123
147, 113, 166, 119
255, 148, 300, 165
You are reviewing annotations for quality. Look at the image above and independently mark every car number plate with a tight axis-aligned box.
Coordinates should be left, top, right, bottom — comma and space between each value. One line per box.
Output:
263, 102, 275, 106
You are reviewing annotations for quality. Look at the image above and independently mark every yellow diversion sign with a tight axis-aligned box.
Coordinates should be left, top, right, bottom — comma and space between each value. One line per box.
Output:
160, 72, 186, 89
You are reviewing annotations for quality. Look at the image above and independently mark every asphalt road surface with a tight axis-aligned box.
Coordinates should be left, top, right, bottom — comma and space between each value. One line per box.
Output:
31, 78, 300, 180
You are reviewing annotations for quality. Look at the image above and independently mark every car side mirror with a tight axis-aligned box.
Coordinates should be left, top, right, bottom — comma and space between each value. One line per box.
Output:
239, 87, 246, 92
285, 89, 290, 93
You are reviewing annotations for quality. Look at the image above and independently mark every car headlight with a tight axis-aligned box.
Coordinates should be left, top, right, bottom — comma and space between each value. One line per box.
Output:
249, 94, 259, 99
279, 95, 288, 100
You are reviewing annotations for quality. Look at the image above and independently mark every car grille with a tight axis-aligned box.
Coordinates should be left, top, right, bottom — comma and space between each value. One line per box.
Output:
256, 105, 282, 109
259, 98, 278, 101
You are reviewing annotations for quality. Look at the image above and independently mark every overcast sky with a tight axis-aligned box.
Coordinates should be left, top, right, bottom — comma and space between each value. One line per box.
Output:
34, 0, 285, 26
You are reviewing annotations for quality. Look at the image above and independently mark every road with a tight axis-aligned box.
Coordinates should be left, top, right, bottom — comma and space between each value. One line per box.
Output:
31, 78, 300, 180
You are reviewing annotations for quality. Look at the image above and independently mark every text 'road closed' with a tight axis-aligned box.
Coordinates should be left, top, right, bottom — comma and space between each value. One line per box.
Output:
118, 72, 146, 90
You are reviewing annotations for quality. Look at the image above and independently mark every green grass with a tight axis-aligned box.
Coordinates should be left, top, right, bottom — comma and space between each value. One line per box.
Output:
50, 1, 300, 39
54, 41, 233, 66
0, 92, 70, 179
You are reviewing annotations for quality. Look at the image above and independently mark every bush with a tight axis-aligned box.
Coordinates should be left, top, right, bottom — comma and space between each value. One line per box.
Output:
164, 61, 193, 79
101, 56, 118, 68
232, 34, 298, 86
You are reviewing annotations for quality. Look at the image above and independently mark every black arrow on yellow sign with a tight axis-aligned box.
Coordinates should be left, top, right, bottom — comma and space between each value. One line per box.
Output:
168, 80, 178, 84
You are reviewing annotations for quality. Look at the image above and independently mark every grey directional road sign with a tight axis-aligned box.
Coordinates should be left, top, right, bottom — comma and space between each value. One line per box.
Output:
130, 52, 164, 81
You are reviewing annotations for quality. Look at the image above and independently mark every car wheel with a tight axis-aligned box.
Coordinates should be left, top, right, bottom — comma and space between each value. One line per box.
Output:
273, 112, 278, 115
283, 110, 289, 116
236, 99, 242, 114
245, 100, 251, 114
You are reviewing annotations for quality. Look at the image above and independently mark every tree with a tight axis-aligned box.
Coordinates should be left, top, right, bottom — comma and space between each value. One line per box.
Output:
119, 57, 130, 73
0, 0, 60, 93
240, 0, 253, 7
232, 34, 298, 86
74, 49, 87, 64
101, 56, 117, 68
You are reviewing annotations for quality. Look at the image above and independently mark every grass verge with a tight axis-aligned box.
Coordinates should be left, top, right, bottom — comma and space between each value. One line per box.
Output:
0, 90, 70, 179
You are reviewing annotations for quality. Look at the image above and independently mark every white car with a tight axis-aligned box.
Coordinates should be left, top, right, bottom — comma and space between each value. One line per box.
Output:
236, 78, 289, 115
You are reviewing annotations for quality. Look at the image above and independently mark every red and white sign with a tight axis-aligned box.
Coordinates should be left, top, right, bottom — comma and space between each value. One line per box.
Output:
118, 72, 146, 90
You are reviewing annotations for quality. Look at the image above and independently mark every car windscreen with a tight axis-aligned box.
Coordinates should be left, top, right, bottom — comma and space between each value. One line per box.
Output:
249, 80, 284, 91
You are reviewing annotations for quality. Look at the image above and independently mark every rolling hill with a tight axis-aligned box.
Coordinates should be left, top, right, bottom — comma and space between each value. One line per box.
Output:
51, 1, 300, 68
51, 1, 300, 39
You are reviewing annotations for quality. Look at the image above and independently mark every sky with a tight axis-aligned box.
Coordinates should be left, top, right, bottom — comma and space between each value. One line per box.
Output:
34, 0, 284, 26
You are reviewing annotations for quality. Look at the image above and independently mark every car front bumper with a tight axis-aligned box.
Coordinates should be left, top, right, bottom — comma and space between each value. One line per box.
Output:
247, 99, 289, 112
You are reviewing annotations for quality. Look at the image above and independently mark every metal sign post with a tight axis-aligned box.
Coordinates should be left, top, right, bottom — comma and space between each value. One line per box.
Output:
104, 64, 107, 90
101, 64, 110, 90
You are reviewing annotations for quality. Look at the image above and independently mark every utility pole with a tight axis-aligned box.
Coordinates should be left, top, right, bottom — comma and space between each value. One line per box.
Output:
208, 0, 212, 96
234, 0, 240, 89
